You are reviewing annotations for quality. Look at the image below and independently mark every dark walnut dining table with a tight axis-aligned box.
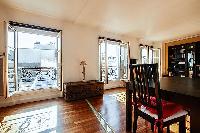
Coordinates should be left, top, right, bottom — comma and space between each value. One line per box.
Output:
126, 77, 200, 133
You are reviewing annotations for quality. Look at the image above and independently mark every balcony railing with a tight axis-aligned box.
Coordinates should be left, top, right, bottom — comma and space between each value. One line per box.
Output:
8, 67, 58, 92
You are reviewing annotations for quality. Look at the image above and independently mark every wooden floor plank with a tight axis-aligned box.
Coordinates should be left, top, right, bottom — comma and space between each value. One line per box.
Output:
0, 98, 104, 133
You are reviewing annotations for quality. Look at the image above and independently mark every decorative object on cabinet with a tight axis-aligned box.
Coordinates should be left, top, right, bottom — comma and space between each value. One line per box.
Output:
80, 61, 87, 81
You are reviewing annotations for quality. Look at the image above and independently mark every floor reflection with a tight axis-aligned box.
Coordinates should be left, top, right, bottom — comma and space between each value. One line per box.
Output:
0, 106, 57, 133
109, 92, 126, 104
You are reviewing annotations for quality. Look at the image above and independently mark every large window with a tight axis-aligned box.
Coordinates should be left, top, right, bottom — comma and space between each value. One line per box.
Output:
99, 37, 129, 83
7, 22, 62, 95
140, 45, 161, 75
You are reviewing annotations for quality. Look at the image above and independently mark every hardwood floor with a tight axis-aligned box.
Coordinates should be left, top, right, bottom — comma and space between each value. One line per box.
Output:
0, 88, 190, 133
0, 98, 104, 133
88, 88, 141, 133
88, 88, 190, 133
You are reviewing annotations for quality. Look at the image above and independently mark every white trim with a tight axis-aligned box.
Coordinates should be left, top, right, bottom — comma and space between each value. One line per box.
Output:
0, 88, 62, 108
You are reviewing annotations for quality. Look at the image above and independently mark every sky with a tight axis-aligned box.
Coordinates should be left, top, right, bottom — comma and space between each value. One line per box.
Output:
8, 31, 57, 48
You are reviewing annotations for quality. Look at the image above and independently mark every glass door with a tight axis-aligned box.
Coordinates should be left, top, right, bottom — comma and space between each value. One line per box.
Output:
56, 31, 62, 89
6, 22, 62, 94
7, 25, 18, 94
153, 48, 161, 75
120, 43, 129, 80
99, 38, 129, 83
99, 39, 107, 83
17, 30, 59, 91
107, 41, 120, 81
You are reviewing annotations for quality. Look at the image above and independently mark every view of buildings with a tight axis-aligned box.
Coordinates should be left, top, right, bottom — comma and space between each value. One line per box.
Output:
8, 41, 59, 92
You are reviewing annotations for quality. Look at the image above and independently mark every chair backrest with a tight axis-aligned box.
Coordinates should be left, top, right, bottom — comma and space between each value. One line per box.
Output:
130, 64, 162, 118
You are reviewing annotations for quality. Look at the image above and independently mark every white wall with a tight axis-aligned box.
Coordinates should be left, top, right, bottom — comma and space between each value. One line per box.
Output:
0, 4, 145, 107
0, 4, 161, 107
0, 4, 143, 82
124, 38, 162, 64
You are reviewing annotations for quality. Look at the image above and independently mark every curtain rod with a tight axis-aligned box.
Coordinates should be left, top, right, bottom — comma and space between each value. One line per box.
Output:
98, 36, 122, 43
9, 21, 61, 33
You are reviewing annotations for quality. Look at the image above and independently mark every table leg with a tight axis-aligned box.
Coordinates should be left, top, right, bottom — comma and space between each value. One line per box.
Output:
126, 82, 132, 131
190, 104, 200, 133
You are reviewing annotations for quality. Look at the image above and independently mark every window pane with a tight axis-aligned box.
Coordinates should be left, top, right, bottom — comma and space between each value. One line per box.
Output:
120, 44, 128, 79
141, 48, 148, 64
7, 27, 16, 94
99, 38, 129, 83
107, 42, 119, 80
17, 32, 59, 91
99, 41, 106, 82
153, 49, 161, 76
8, 27, 15, 48
57, 35, 61, 87
149, 49, 153, 64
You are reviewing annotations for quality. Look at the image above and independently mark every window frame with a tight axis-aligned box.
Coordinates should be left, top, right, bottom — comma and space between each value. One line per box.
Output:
5, 21, 62, 96
140, 45, 161, 75
99, 37, 129, 83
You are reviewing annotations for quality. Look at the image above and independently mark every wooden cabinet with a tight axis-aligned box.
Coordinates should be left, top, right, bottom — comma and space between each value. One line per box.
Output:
63, 80, 104, 101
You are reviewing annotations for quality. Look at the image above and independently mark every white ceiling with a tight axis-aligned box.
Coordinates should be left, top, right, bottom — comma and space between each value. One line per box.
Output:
0, 0, 200, 41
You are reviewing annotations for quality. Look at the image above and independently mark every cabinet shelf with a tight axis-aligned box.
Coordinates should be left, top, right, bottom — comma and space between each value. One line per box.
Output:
168, 42, 200, 77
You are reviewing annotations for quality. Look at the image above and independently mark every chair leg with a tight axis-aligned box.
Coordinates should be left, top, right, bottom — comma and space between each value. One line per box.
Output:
158, 127, 163, 133
157, 123, 163, 133
133, 114, 138, 133
151, 123, 154, 132
179, 117, 186, 133
167, 126, 170, 133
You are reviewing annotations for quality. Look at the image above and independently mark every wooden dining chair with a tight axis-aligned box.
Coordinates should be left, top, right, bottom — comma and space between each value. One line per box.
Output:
130, 64, 188, 133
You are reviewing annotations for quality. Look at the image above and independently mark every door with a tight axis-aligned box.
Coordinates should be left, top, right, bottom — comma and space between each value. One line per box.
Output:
99, 38, 129, 83
120, 43, 129, 80
56, 31, 62, 90
153, 48, 161, 75
99, 39, 108, 83
7, 24, 18, 94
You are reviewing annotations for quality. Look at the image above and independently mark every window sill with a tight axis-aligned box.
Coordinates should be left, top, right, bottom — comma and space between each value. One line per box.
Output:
9, 87, 61, 97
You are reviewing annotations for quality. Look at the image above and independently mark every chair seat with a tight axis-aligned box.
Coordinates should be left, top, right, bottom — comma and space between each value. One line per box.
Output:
139, 99, 188, 122
148, 97, 186, 119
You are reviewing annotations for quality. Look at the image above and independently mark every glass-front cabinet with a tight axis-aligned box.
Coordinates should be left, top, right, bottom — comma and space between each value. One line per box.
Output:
168, 41, 200, 78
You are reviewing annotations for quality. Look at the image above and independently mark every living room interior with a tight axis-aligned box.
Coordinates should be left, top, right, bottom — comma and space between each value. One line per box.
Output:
0, 0, 199, 133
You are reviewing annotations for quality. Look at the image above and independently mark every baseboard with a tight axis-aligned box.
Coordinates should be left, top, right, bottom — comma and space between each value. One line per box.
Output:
0, 89, 62, 108
104, 80, 125, 89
